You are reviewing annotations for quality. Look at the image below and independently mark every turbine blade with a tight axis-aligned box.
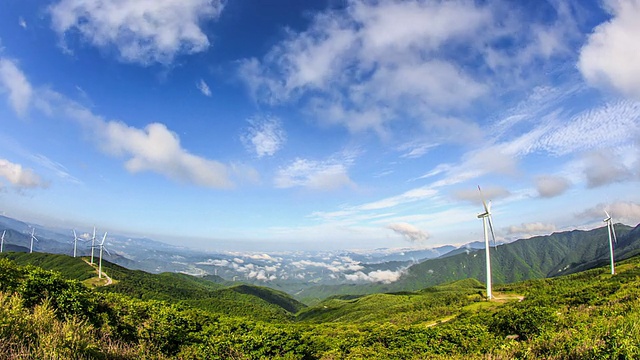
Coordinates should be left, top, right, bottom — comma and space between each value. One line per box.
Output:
488, 215, 497, 251
604, 210, 610, 219
101, 232, 107, 245
104, 247, 111, 256
612, 224, 618, 244
73, 229, 77, 240
478, 185, 490, 213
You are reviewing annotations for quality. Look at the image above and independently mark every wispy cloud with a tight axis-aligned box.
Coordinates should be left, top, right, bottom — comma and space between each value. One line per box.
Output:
196, 79, 212, 97
274, 151, 356, 191
0, 58, 32, 116
241, 116, 286, 158
0, 158, 48, 189
49, 0, 225, 65
578, 0, 640, 100
19, 17, 27, 29
30, 154, 82, 184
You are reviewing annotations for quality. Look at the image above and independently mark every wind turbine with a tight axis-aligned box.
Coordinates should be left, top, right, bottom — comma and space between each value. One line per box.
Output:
477, 186, 497, 300
29, 228, 39, 254
90, 227, 96, 264
1, 230, 5, 253
72, 230, 83, 258
94, 232, 110, 279
604, 210, 617, 275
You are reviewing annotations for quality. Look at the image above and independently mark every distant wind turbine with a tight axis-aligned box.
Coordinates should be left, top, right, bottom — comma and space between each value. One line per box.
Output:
94, 232, 111, 279
604, 210, 617, 275
1, 230, 5, 253
90, 227, 96, 265
477, 186, 498, 301
72, 229, 84, 258
30, 228, 38, 254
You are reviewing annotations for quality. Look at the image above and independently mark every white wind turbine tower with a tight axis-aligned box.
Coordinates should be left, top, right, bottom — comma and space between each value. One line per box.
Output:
477, 186, 498, 301
94, 232, 111, 279
72, 230, 83, 258
604, 210, 617, 275
29, 228, 39, 254
90, 227, 96, 264
1, 230, 5, 253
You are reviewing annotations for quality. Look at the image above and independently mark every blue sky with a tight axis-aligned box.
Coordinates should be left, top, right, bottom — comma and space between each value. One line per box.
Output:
0, 0, 639, 251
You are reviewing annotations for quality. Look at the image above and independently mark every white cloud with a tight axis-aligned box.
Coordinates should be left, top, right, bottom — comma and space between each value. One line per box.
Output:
0, 58, 32, 116
275, 153, 356, 191
387, 222, 429, 242
0, 159, 47, 189
344, 269, 404, 284
241, 116, 286, 158
196, 259, 229, 266
98, 121, 233, 188
49, 0, 224, 65
578, 201, 640, 225
196, 79, 212, 97
2, 59, 245, 189
239, 0, 577, 141
582, 151, 633, 188
19, 17, 27, 29
535, 175, 571, 198
578, 0, 640, 100
507, 222, 556, 235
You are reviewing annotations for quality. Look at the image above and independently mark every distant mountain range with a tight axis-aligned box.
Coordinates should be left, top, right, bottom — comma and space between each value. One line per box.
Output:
2, 214, 639, 302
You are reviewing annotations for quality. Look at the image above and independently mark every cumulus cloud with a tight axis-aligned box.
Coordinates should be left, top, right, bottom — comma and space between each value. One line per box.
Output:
507, 222, 556, 235
578, 201, 640, 225
387, 222, 429, 242
452, 186, 510, 204
344, 269, 404, 284
0, 58, 32, 116
274, 153, 356, 191
196, 79, 212, 97
241, 116, 286, 158
0, 159, 48, 189
583, 151, 632, 188
535, 175, 571, 198
578, 0, 640, 100
49, 0, 224, 65
98, 121, 233, 188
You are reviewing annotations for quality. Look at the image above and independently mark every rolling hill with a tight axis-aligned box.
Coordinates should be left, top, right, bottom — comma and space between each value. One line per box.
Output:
0, 251, 305, 322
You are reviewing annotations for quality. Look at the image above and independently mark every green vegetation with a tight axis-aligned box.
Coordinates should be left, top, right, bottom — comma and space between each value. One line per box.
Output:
2, 251, 640, 359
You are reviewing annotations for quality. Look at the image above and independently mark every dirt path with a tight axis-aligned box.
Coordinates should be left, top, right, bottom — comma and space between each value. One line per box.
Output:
82, 258, 113, 286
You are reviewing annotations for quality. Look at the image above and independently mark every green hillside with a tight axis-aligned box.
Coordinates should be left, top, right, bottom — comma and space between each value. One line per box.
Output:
0, 252, 305, 322
297, 223, 638, 300
399, 223, 635, 290
2, 253, 640, 359
0, 252, 97, 280
297, 279, 486, 324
